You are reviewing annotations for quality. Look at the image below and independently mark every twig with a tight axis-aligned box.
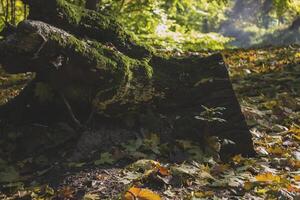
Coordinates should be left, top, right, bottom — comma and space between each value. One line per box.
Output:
84, 106, 95, 126
59, 91, 83, 129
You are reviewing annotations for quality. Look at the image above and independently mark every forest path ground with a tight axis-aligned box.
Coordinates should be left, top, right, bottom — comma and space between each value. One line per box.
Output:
0, 46, 299, 199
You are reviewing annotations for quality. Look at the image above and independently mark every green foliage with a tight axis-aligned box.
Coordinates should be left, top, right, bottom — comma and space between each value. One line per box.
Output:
273, 0, 291, 17
101, 0, 231, 51
0, 0, 299, 51
96, 0, 299, 51
0, 0, 27, 28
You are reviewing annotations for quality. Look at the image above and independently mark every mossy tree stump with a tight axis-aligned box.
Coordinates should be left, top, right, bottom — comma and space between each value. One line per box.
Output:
0, 0, 255, 158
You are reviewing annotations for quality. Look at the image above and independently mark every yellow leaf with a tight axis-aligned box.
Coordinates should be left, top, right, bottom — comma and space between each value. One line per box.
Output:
232, 154, 243, 164
295, 52, 300, 58
194, 191, 214, 198
267, 146, 285, 155
262, 100, 277, 110
294, 175, 300, 181
255, 188, 268, 194
123, 187, 161, 200
289, 125, 300, 136
255, 173, 281, 183
293, 134, 300, 141
244, 181, 253, 191
83, 193, 100, 200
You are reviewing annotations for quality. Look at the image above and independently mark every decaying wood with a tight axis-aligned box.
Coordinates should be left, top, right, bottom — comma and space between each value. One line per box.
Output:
0, 0, 255, 158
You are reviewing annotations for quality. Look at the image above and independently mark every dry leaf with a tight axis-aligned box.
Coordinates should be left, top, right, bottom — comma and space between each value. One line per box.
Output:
267, 146, 285, 155
244, 181, 254, 191
232, 154, 243, 164
255, 173, 281, 183
294, 175, 300, 181
57, 186, 74, 199
194, 191, 214, 198
287, 184, 300, 193
123, 187, 161, 200
157, 166, 170, 176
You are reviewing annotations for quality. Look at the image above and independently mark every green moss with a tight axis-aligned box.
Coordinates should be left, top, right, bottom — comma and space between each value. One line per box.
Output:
141, 58, 153, 78
56, 0, 84, 24
49, 33, 108, 68
44, 12, 156, 110
57, 0, 115, 31
54, 0, 151, 58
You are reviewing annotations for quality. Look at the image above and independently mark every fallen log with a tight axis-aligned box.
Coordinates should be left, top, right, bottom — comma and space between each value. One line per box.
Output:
0, 0, 255, 158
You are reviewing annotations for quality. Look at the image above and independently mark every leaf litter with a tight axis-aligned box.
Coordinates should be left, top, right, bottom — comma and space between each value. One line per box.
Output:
0, 46, 300, 199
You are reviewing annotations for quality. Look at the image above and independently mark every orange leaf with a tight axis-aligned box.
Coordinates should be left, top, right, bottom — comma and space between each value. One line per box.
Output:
123, 187, 161, 200
287, 184, 300, 193
157, 166, 170, 176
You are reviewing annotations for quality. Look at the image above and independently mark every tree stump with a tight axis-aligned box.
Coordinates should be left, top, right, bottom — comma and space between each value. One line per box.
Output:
0, 0, 255, 158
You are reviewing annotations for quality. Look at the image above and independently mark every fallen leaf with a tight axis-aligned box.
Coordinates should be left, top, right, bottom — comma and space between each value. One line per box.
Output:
57, 186, 75, 199
287, 184, 300, 193
156, 166, 170, 176
123, 187, 161, 200
244, 181, 254, 191
194, 191, 214, 198
255, 188, 268, 195
84, 193, 100, 200
294, 175, 300, 181
232, 154, 243, 164
255, 173, 281, 183
267, 146, 285, 155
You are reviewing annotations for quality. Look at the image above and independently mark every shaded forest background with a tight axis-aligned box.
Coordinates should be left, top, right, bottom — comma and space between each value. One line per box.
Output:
0, 0, 299, 51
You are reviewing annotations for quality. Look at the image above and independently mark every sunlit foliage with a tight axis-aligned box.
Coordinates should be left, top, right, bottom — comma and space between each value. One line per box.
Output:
0, 0, 27, 28
0, 0, 299, 50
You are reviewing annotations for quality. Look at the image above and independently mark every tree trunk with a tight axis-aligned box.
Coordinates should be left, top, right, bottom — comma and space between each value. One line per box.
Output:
0, 0, 255, 158
289, 16, 300, 30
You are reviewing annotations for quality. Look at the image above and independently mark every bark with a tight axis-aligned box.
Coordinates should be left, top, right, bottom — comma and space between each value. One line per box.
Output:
0, 0, 255, 158
22, 0, 151, 59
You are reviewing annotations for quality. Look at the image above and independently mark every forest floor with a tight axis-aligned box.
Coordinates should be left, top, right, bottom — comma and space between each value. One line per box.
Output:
0, 46, 299, 200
